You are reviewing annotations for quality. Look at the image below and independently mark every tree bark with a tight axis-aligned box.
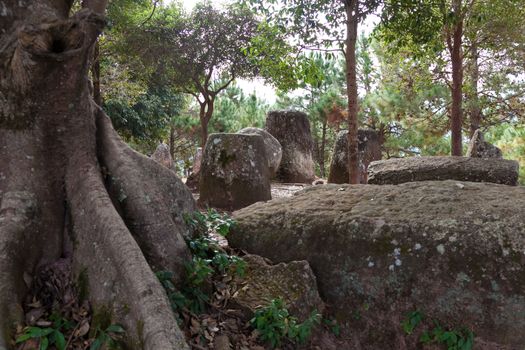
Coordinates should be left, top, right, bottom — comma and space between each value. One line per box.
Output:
449, 0, 464, 156
0, 4, 191, 349
320, 119, 328, 178
198, 98, 214, 147
345, 0, 360, 184
92, 40, 102, 106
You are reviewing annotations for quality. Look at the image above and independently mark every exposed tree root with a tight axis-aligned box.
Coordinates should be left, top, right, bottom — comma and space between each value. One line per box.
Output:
66, 158, 189, 349
97, 110, 195, 280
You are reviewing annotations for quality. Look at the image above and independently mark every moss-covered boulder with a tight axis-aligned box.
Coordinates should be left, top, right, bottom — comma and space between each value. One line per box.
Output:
230, 254, 324, 322
237, 127, 282, 178
265, 111, 315, 183
368, 156, 519, 185
228, 181, 525, 348
199, 133, 271, 210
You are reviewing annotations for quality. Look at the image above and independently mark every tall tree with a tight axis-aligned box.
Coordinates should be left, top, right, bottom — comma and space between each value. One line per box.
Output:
0, 1, 192, 347
130, 3, 265, 146
243, 0, 381, 183
380, 0, 470, 155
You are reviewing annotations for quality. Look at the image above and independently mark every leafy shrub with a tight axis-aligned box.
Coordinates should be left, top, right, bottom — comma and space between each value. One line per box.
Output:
251, 298, 321, 348
401, 310, 474, 350
158, 210, 245, 315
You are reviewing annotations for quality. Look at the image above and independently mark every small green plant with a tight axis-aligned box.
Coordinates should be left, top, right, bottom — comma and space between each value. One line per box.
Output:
184, 208, 235, 237
251, 298, 321, 348
420, 321, 474, 350
402, 310, 424, 335
16, 314, 73, 350
16, 327, 66, 350
322, 318, 341, 337
401, 310, 474, 350
158, 211, 245, 316
90, 324, 126, 350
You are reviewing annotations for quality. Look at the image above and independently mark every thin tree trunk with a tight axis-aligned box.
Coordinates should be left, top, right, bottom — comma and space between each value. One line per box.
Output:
169, 125, 176, 159
450, 0, 464, 156
320, 119, 328, 178
345, 0, 360, 184
469, 40, 482, 137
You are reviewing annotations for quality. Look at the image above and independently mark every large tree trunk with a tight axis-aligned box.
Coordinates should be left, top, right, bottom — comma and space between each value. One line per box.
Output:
345, 0, 360, 184
0, 3, 191, 349
449, 0, 464, 156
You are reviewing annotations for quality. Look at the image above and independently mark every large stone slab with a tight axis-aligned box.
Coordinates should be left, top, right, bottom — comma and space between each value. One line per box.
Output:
368, 156, 519, 185
230, 254, 324, 322
237, 127, 282, 178
328, 129, 382, 184
199, 133, 271, 210
228, 181, 525, 348
265, 111, 315, 183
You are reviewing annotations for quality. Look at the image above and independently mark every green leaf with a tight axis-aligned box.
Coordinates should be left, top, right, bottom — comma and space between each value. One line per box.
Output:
106, 324, 126, 334
40, 337, 49, 350
53, 331, 66, 350
90, 338, 103, 350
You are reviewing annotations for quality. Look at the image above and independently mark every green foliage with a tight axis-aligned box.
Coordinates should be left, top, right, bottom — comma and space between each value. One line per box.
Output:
184, 208, 236, 238
401, 310, 474, 350
158, 211, 245, 315
322, 318, 341, 337
16, 314, 74, 350
420, 322, 474, 350
401, 310, 423, 335
89, 324, 126, 350
103, 86, 186, 153
211, 85, 270, 133
250, 298, 321, 348
486, 124, 525, 185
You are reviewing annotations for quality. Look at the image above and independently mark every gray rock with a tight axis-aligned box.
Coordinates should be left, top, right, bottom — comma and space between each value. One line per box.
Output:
228, 181, 525, 348
265, 111, 315, 183
199, 133, 271, 210
230, 254, 324, 322
150, 143, 173, 169
466, 130, 503, 158
237, 127, 282, 177
328, 129, 382, 184
368, 156, 518, 186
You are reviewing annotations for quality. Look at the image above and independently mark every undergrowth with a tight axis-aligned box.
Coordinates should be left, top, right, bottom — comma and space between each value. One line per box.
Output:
157, 209, 246, 316
402, 310, 474, 350
250, 298, 321, 349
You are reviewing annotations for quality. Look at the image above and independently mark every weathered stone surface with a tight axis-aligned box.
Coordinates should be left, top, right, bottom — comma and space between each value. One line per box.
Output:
466, 130, 503, 158
150, 143, 173, 169
185, 147, 203, 190
368, 156, 519, 186
230, 254, 324, 322
199, 133, 271, 210
328, 129, 382, 184
229, 181, 525, 348
265, 111, 315, 183
237, 127, 282, 177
